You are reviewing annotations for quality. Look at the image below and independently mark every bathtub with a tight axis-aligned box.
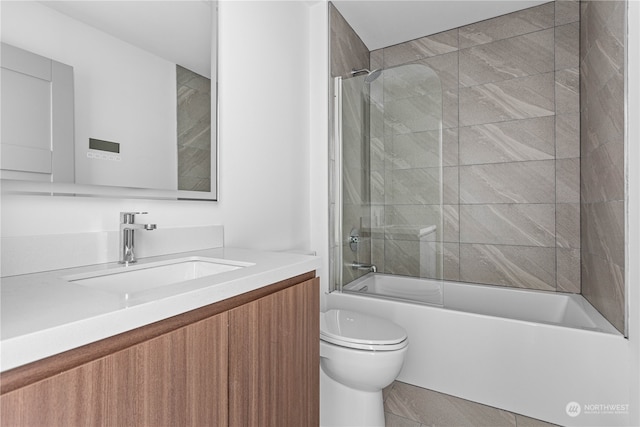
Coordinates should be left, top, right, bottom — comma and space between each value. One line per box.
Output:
344, 274, 618, 333
327, 273, 630, 427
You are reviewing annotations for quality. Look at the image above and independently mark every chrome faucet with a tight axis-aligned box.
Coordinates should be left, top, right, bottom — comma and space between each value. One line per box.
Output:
119, 212, 156, 265
350, 262, 377, 273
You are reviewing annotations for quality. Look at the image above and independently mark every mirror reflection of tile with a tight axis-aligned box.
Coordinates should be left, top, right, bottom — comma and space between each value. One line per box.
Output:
177, 65, 211, 192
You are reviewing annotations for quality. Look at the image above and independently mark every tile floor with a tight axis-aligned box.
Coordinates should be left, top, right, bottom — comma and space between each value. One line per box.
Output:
383, 381, 560, 427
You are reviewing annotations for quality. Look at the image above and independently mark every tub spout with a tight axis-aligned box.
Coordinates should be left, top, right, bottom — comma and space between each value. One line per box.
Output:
350, 262, 377, 273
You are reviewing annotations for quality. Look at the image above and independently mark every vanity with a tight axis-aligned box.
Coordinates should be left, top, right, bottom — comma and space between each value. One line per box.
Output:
1, 2, 320, 425
0, 247, 321, 426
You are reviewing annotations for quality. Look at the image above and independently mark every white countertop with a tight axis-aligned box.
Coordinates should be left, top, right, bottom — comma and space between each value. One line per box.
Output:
0, 247, 321, 372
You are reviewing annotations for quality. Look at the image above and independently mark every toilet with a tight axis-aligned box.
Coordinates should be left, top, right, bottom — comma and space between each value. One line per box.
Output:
319, 309, 408, 427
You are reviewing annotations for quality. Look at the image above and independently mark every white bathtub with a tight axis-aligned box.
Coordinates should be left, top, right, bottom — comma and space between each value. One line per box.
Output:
327, 273, 631, 427
344, 274, 618, 333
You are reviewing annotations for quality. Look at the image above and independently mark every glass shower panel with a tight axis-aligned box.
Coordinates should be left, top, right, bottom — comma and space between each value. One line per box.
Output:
374, 64, 443, 281
336, 63, 444, 294
339, 74, 372, 286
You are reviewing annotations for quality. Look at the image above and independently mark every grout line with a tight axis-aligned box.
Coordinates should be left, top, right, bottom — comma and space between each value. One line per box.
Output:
456, 27, 461, 282
554, 2, 560, 293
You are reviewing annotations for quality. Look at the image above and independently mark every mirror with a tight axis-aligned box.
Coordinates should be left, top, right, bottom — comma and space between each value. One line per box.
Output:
0, 1, 217, 200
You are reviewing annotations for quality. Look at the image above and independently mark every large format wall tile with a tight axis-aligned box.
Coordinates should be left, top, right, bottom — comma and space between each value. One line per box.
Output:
390, 131, 441, 169
385, 205, 443, 230
556, 158, 580, 203
443, 204, 460, 242
384, 239, 420, 276
581, 1, 625, 55
557, 248, 581, 293
582, 200, 625, 267
416, 52, 459, 90
556, 68, 580, 114
459, 29, 554, 87
370, 48, 383, 70
582, 68, 624, 154
381, 64, 443, 102
390, 168, 441, 205
556, 113, 580, 158
581, 251, 625, 333
330, 3, 369, 78
459, 73, 555, 126
442, 89, 459, 129
580, 0, 626, 333
443, 242, 460, 281
581, 140, 624, 203
372, 238, 385, 273
385, 93, 443, 134
459, 117, 555, 165
556, 203, 581, 249
443, 128, 459, 167
555, 22, 580, 70
556, 0, 580, 26
383, 29, 458, 67
353, 1, 590, 296
370, 169, 385, 205
460, 204, 555, 247
581, 5, 624, 93
443, 167, 459, 205
458, 2, 554, 49
459, 160, 555, 204
460, 244, 556, 290
343, 166, 364, 205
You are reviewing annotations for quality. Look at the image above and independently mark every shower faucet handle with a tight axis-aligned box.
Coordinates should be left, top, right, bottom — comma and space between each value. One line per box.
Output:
349, 228, 360, 252
350, 262, 377, 273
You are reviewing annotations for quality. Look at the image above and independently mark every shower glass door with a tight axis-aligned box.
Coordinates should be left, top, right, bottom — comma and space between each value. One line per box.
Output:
335, 63, 445, 296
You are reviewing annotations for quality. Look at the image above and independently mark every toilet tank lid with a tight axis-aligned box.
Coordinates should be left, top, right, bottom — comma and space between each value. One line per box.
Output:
320, 309, 407, 346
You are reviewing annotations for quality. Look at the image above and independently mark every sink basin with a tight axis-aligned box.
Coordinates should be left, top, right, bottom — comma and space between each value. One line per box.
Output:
64, 257, 254, 295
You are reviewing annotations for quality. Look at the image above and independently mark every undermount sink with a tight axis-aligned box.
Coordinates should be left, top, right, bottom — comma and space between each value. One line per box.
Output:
63, 257, 254, 295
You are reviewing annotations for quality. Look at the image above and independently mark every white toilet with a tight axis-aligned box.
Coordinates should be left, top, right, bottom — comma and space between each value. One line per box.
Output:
319, 309, 409, 427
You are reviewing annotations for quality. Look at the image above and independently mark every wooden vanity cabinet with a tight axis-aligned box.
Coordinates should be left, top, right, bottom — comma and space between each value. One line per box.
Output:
0, 313, 229, 426
229, 275, 319, 426
0, 273, 319, 427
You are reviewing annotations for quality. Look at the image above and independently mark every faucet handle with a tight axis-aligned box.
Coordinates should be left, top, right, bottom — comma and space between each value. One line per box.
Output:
120, 211, 148, 223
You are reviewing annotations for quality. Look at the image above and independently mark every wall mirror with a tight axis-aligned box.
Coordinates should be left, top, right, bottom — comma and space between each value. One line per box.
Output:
0, 1, 217, 200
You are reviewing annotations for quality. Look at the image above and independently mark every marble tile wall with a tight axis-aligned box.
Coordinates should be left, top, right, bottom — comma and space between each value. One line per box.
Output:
580, 0, 626, 333
368, 1, 582, 292
330, 3, 369, 79
177, 65, 211, 192
329, 4, 371, 288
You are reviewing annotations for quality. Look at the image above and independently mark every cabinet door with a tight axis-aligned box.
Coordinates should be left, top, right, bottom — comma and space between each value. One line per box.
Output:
1, 43, 74, 183
0, 312, 228, 427
229, 278, 320, 427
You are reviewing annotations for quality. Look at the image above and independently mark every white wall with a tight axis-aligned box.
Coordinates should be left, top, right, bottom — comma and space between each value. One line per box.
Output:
1, 2, 320, 275
216, 0, 311, 253
308, 1, 331, 305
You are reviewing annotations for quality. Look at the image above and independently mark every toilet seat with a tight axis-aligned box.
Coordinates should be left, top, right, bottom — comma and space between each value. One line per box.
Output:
320, 309, 408, 351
